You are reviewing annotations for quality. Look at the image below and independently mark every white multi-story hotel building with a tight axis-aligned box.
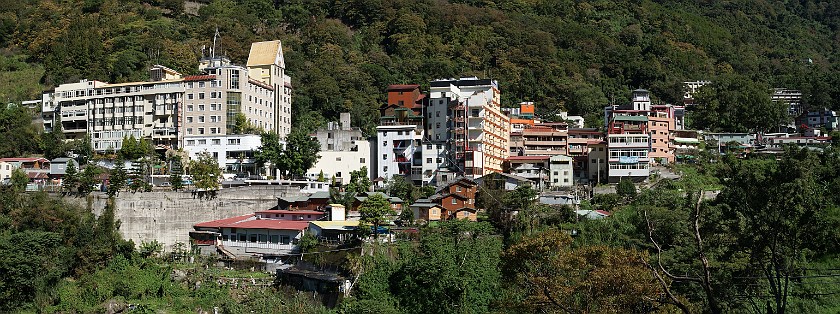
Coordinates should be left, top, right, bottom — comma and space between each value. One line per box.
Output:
41, 40, 292, 174
41, 65, 184, 152
427, 77, 510, 178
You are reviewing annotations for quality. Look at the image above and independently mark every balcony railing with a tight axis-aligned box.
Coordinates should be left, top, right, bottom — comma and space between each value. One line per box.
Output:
221, 240, 297, 253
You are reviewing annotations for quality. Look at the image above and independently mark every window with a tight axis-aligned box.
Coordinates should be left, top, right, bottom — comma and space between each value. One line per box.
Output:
187, 128, 193, 135
336, 172, 342, 177
451, 198, 457, 205
456, 186, 462, 192
198, 116, 205, 123
249, 234, 257, 242
198, 139, 206, 145
382, 141, 387, 146
186, 117, 193, 123
426, 158, 432, 163
360, 158, 366, 163
212, 139, 220, 145
186, 140, 195, 146
187, 94, 194, 100
210, 127, 218, 134
198, 128, 205, 135
198, 104, 205, 111
436, 122, 441, 128
336, 157, 342, 161
437, 158, 442, 163
198, 93, 205, 99
382, 154, 387, 160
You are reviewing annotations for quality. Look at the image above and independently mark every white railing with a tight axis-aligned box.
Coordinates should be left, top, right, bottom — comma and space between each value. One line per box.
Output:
221, 240, 297, 252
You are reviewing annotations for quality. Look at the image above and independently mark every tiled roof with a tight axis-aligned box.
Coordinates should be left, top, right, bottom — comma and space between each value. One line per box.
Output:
183, 75, 216, 82
224, 219, 310, 231
248, 78, 274, 91
26, 172, 49, 179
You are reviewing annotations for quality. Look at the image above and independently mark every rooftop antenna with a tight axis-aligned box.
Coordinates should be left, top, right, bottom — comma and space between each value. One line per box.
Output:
212, 27, 220, 58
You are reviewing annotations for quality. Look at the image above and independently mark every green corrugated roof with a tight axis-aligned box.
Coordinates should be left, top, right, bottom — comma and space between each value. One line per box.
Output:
613, 115, 648, 122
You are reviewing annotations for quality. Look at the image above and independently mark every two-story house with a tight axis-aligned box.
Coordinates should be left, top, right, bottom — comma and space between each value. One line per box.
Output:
411, 177, 479, 222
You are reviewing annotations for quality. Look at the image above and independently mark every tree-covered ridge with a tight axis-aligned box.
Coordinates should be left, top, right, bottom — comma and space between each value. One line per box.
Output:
2, 0, 839, 133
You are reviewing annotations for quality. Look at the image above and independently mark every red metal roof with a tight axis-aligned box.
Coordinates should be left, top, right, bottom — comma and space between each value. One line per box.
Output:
223, 219, 310, 231
194, 214, 253, 229
183, 75, 216, 82
248, 78, 274, 91
255, 210, 325, 215
0, 157, 49, 163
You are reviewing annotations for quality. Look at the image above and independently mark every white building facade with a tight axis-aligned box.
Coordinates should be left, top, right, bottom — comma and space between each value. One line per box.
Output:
306, 113, 373, 184
376, 125, 423, 181
427, 77, 510, 178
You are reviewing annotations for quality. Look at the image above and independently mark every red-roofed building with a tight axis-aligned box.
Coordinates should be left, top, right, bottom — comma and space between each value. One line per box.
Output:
191, 206, 326, 258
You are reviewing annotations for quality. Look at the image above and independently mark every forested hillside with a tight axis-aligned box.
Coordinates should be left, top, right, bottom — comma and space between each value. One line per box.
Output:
2, 0, 839, 133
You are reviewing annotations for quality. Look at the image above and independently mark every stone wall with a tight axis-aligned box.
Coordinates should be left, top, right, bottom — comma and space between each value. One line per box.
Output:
69, 185, 304, 250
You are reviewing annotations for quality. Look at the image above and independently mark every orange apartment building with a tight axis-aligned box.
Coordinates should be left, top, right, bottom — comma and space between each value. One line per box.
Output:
510, 123, 568, 157
648, 105, 677, 164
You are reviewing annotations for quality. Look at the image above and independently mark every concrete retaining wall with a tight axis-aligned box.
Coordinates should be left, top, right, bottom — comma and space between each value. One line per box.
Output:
68, 185, 305, 250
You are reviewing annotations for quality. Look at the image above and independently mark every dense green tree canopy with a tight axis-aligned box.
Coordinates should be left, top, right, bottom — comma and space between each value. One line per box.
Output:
691, 74, 790, 132
0, 0, 838, 135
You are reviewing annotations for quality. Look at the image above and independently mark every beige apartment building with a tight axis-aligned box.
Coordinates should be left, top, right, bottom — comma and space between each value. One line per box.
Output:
181, 56, 275, 139
246, 41, 293, 139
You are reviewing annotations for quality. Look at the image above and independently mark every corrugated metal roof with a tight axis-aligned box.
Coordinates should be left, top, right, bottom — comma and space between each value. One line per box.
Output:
194, 214, 254, 229
224, 219, 309, 231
